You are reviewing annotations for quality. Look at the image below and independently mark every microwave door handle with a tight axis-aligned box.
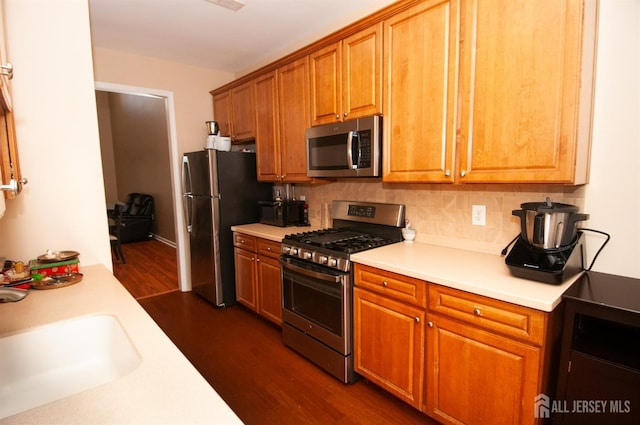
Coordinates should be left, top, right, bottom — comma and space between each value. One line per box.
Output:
346, 131, 358, 170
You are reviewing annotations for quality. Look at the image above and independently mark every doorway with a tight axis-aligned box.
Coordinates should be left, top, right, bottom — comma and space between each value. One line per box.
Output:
95, 81, 189, 292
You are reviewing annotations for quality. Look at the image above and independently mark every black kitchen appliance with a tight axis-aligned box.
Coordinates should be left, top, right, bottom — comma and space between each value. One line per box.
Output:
280, 200, 405, 383
258, 200, 309, 227
505, 198, 609, 284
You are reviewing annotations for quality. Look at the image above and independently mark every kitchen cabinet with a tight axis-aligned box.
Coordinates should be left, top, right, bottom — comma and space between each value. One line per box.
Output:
353, 264, 426, 409
426, 284, 555, 425
456, 0, 598, 184
382, 0, 460, 183
233, 233, 258, 311
0, 0, 23, 201
233, 232, 282, 325
212, 80, 256, 142
354, 263, 560, 424
256, 238, 282, 325
309, 23, 382, 126
383, 0, 597, 185
255, 58, 312, 183
274, 57, 312, 183
254, 71, 281, 182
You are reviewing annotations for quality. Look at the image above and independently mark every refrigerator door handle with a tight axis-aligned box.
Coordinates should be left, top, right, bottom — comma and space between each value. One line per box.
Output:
182, 155, 194, 233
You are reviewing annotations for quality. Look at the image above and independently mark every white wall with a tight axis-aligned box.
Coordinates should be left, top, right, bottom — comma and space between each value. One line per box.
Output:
0, 0, 111, 268
584, 0, 640, 278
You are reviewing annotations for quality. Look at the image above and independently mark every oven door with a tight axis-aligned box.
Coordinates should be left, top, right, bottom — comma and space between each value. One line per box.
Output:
280, 256, 351, 355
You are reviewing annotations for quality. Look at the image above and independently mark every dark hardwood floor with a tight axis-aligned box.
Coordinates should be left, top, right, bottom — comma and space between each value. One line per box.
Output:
112, 239, 180, 299
117, 241, 437, 424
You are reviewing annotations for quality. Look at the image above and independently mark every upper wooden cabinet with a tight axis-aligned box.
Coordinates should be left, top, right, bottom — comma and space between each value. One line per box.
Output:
457, 0, 597, 184
0, 0, 23, 201
310, 23, 382, 126
382, 0, 460, 183
384, 0, 597, 185
212, 80, 256, 142
276, 57, 312, 183
254, 71, 282, 182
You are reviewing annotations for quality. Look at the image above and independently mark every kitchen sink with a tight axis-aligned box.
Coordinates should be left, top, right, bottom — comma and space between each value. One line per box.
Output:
0, 314, 141, 419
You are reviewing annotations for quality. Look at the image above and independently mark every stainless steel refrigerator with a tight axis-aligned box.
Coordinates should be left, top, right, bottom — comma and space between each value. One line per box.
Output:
182, 150, 272, 306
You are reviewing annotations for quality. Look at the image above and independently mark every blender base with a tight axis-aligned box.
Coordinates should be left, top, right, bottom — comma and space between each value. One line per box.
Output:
505, 233, 585, 284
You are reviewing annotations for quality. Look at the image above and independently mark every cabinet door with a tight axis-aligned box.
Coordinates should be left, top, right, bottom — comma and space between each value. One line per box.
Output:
342, 22, 382, 120
382, 0, 460, 183
234, 247, 258, 311
257, 254, 282, 326
426, 314, 541, 425
254, 71, 282, 182
354, 287, 425, 409
457, 0, 597, 184
230, 81, 256, 141
212, 91, 232, 139
0, 0, 21, 201
277, 57, 312, 182
310, 42, 342, 126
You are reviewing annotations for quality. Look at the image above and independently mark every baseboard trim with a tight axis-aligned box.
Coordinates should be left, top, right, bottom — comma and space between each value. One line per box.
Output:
150, 233, 176, 248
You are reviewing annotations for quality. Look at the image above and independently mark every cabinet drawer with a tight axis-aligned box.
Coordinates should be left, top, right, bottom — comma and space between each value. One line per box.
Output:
257, 238, 281, 258
354, 264, 426, 308
428, 284, 547, 345
233, 233, 257, 251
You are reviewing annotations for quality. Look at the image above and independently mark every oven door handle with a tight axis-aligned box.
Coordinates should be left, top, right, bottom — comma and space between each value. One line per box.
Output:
280, 258, 343, 283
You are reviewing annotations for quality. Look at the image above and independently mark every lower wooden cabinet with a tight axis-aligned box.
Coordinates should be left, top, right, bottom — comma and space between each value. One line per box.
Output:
353, 287, 425, 408
233, 232, 282, 325
426, 314, 542, 425
354, 264, 557, 425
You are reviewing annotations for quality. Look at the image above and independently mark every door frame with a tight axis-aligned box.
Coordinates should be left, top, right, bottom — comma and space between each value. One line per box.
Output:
95, 81, 189, 292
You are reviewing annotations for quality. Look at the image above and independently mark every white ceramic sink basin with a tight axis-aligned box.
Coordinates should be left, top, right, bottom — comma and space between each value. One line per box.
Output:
0, 314, 141, 419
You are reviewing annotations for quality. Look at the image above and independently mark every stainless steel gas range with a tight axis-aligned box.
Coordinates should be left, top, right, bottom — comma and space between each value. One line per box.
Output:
280, 200, 405, 383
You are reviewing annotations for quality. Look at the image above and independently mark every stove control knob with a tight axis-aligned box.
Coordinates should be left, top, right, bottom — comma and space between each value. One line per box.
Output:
291, 248, 299, 256
303, 251, 312, 260
319, 255, 328, 264
328, 258, 338, 267
282, 246, 291, 254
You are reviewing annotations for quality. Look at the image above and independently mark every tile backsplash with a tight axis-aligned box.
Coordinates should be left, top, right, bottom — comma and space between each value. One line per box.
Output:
297, 180, 587, 255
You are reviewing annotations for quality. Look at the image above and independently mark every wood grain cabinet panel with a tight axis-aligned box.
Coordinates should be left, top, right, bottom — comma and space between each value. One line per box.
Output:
426, 314, 542, 425
310, 23, 382, 126
354, 286, 425, 409
429, 284, 547, 345
457, 0, 598, 184
254, 71, 282, 182
277, 57, 312, 182
233, 233, 282, 325
382, 0, 460, 183
213, 81, 256, 142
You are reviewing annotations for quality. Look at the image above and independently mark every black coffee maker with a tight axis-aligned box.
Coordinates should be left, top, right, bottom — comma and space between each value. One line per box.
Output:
505, 198, 590, 284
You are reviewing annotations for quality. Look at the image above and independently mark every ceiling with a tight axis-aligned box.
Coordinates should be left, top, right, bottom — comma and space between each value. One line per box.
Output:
88, 0, 398, 76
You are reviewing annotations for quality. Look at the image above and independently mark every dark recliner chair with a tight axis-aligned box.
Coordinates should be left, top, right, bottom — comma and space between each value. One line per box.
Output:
118, 193, 155, 243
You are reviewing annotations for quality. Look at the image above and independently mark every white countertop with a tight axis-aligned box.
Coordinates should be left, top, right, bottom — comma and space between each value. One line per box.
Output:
231, 223, 579, 312
351, 242, 580, 312
0, 265, 242, 425
230, 223, 321, 241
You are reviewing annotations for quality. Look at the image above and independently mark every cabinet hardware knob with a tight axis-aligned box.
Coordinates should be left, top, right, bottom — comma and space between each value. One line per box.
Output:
256, 258, 260, 262
415, 317, 420, 323
266, 247, 271, 251
460, 170, 467, 177
0, 177, 27, 196
1, 62, 13, 80
343, 112, 348, 117
445, 170, 451, 177
428, 321, 433, 328
251, 257, 255, 261
335, 114, 340, 119
473, 307, 481, 316
382, 281, 388, 287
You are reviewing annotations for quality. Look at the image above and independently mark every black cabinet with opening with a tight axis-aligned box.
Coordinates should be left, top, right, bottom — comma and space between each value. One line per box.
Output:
553, 272, 640, 425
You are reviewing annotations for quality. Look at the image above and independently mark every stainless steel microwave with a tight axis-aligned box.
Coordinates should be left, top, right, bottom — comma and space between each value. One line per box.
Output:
306, 115, 382, 178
